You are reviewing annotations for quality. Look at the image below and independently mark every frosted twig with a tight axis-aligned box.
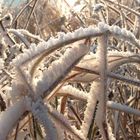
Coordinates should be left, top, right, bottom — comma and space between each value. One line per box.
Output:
12, 22, 140, 68
0, 99, 26, 140
96, 34, 109, 140
48, 105, 84, 140
74, 66, 140, 87
8, 29, 30, 48
0, 20, 15, 47
12, 29, 44, 42
107, 101, 140, 116
35, 43, 89, 98
31, 100, 57, 140
57, 85, 87, 101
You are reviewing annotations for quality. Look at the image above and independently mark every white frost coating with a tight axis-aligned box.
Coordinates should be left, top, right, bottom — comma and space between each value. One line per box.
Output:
109, 25, 139, 47
31, 100, 57, 140
107, 123, 116, 140
12, 26, 102, 66
96, 33, 108, 140
0, 58, 4, 71
88, 26, 101, 35
12, 22, 140, 67
121, 28, 129, 37
57, 32, 66, 42
58, 85, 88, 101
8, 29, 30, 47
112, 26, 121, 35
9, 29, 44, 42
35, 44, 89, 96
71, 126, 85, 140
48, 105, 84, 140
127, 30, 136, 40
98, 22, 109, 32
81, 82, 98, 138
12, 41, 48, 66
93, 3, 104, 12
47, 37, 58, 46
64, 32, 73, 40
74, 27, 85, 37
9, 68, 29, 102
9, 82, 26, 102
0, 99, 26, 140
81, 26, 91, 36
108, 50, 136, 57
12, 43, 37, 66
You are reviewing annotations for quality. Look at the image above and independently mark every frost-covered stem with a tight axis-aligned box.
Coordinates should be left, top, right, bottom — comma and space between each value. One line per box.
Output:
9, 29, 44, 42
96, 34, 109, 140
57, 86, 140, 118
35, 44, 89, 99
57, 85, 88, 101
0, 99, 26, 140
98, 35, 108, 112
108, 72, 140, 87
106, 119, 116, 140
81, 82, 98, 138
0, 20, 15, 47
30, 25, 140, 77
31, 100, 57, 140
48, 106, 84, 140
8, 29, 30, 48
107, 101, 140, 116
41, 55, 84, 99
12, 23, 140, 67
75, 66, 140, 87
57, 85, 140, 118
16, 67, 34, 99
57, 85, 140, 117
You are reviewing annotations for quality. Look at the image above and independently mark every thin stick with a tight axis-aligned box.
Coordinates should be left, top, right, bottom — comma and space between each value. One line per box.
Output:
14, 122, 19, 140
12, 0, 34, 26
74, 66, 140, 87
24, 0, 38, 29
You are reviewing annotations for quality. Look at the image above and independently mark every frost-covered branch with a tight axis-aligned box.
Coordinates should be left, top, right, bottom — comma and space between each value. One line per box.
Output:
30, 100, 57, 140
35, 43, 89, 98
0, 99, 27, 140
107, 101, 140, 116
48, 105, 84, 140
57, 85, 87, 101
12, 22, 140, 67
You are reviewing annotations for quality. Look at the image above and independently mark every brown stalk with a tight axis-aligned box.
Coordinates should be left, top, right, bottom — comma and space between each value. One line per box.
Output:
60, 96, 68, 114
47, 72, 82, 101
14, 122, 19, 140
74, 66, 140, 87
24, 0, 39, 29
12, 0, 34, 26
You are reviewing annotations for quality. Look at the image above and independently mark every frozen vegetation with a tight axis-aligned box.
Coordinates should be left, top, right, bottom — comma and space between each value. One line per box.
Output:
0, 0, 140, 139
